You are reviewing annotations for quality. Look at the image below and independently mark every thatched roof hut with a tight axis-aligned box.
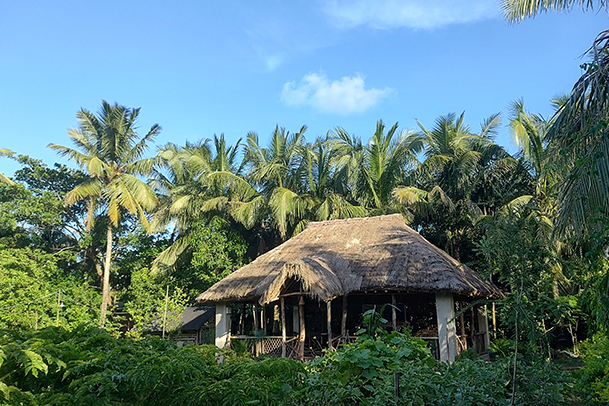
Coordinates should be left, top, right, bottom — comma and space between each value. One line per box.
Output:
198, 213, 501, 305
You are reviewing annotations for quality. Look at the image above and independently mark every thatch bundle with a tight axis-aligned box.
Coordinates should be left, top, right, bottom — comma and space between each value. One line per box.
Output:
197, 214, 502, 305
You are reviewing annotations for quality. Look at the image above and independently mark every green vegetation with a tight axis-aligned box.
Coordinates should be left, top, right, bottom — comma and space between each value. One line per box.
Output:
1, 327, 602, 405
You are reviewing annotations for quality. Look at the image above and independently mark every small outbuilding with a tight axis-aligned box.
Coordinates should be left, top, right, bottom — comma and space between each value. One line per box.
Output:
198, 214, 502, 362
146, 306, 215, 346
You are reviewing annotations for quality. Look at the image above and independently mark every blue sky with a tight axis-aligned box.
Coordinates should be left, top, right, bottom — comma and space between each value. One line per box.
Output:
1, 0, 607, 177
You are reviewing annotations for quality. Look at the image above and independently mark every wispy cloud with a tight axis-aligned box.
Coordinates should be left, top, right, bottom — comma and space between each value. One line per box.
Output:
323, 0, 499, 30
281, 72, 393, 114
261, 53, 285, 72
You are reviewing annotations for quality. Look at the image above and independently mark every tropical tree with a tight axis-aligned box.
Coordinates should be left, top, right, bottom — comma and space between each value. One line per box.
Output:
301, 136, 368, 223
0, 149, 15, 185
507, 99, 559, 203
48, 101, 160, 327
242, 126, 310, 239
394, 113, 523, 260
503, 0, 609, 239
333, 120, 417, 214
151, 134, 260, 272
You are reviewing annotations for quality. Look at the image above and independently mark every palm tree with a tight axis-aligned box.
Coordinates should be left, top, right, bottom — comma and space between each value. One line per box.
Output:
243, 125, 310, 239
48, 101, 160, 327
151, 134, 262, 272
507, 99, 562, 207
333, 120, 417, 214
0, 149, 15, 185
303, 136, 368, 223
394, 113, 520, 260
502, 0, 609, 238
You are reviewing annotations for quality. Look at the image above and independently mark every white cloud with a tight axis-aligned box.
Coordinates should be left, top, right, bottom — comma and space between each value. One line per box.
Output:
322, 0, 499, 30
281, 73, 393, 114
264, 54, 285, 72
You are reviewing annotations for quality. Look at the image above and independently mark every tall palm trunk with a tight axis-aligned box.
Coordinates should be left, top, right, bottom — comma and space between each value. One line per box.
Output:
99, 222, 113, 327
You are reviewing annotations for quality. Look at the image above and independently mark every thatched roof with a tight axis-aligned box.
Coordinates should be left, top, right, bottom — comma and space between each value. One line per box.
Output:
197, 214, 502, 305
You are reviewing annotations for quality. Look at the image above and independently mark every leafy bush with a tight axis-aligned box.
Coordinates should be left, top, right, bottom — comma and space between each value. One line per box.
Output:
0, 326, 305, 406
576, 334, 609, 404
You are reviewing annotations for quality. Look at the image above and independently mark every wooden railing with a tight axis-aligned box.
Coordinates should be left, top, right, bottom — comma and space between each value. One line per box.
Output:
231, 334, 443, 360
230, 335, 300, 358
456, 333, 487, 355
417, 337, 440, 360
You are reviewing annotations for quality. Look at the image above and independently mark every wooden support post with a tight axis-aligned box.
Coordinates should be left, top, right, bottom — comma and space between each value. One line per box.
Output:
241, 303, 246, 334
492, 302, 497, 339
476, 305, 490, 352
298, 296, 305, 360
470, 307, 475, 340
252, 304, 260, 357
394, 372, 401, 398
391, 294, 397, 331
280, 297, 286, 357
341, 295, 348, 337
273, 304, 280, 334
327, 300, 333, 350
253, 304, 259, 331
459, 302, 466, 351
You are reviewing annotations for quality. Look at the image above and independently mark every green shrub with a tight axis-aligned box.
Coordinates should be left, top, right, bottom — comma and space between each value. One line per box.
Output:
577, 334, 609, 404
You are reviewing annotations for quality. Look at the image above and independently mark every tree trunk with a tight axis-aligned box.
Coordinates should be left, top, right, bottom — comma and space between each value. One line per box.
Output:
99, 222, 113, 328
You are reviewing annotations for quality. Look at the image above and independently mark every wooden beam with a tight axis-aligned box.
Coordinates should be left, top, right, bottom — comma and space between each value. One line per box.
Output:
327, 300, 333, 350
341, 295, 348, 337
280, 297, 286, 357
298, 296, 305, 360
391, 294, 397, 331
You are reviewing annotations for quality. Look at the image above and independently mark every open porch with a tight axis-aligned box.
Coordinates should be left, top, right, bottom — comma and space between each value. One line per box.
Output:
215, 291, 491, 362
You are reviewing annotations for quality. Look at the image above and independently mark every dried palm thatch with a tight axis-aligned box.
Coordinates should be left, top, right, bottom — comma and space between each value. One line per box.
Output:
197, 214, 502, 304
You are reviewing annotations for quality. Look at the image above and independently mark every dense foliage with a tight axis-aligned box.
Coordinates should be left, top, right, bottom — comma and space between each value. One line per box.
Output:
2, 327, 604, 405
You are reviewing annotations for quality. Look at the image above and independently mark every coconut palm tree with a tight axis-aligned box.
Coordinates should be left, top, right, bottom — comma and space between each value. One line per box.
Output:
547, 33, 609, 237
151, 134, 261, 272
507, 99, 563, 208
48, 101, 160, 327
304, 136, 368, 223
333, 120, 417, 214
242, 125, 311, 239
502, 0, 609, 238
394, 113, 520, 260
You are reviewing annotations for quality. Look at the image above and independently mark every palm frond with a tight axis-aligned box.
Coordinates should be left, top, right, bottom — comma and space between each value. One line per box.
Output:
231, 195, 267, 229
502, 0, 604, 22
151, 233, 193, 275
65, 179, 103, 205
